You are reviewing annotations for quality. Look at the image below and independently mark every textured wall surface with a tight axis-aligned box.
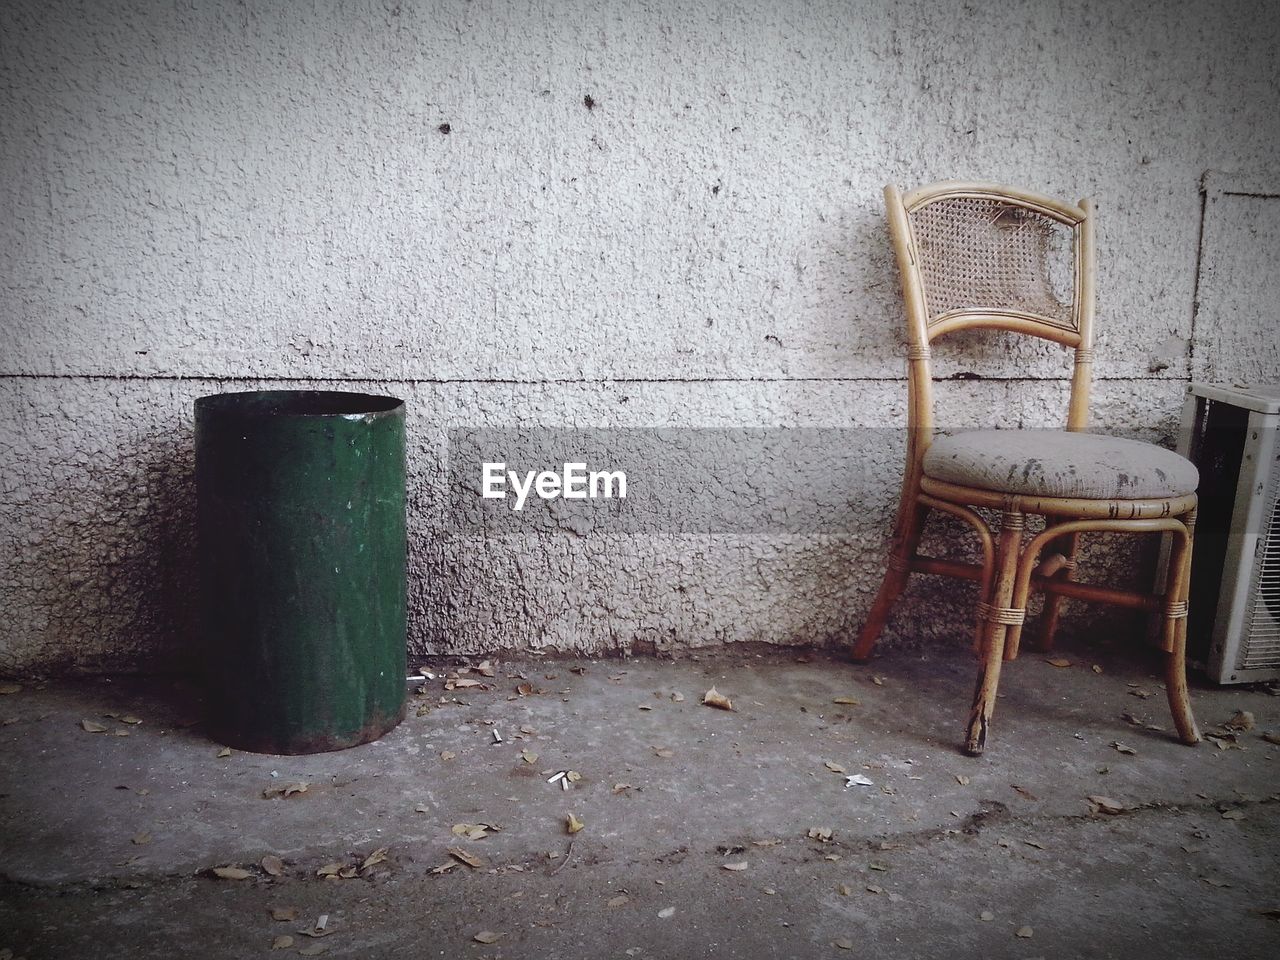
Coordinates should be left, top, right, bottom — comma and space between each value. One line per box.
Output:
2, 0, 1279, 673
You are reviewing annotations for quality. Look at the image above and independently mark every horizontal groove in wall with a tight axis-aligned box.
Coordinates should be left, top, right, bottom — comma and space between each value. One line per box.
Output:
0, 373, 1185, 385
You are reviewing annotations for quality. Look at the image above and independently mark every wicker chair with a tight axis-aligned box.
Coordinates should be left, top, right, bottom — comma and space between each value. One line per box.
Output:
853, 181, 1202, 756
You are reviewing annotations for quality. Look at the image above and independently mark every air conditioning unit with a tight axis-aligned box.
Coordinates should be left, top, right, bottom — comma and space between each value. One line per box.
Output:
1177, 382, 1280, 683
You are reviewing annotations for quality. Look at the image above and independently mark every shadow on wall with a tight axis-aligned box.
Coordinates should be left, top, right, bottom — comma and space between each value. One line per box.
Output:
26, 428, 197, 676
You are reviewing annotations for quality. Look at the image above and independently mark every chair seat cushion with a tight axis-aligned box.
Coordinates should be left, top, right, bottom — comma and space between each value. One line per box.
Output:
922, 430, 1198, 500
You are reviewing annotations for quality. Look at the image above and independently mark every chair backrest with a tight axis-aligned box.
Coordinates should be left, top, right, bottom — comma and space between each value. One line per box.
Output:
884, 181, 1096, 443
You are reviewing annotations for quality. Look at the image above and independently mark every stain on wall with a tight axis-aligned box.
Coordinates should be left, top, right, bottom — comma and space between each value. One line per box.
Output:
2, 0, 1278, 673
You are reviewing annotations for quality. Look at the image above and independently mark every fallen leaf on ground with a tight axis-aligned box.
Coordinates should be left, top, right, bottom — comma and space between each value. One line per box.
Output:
1256, 907, 1280, 921
807, 827, 833, 842
473, 931, 502, 944
1092, 664, 1103, 674
1088, 795, 1126, 815
1224, 710, 1255, 731
1016, 926, 1033, 938
1203, 877, 1232, 888
955, 775, 970, 785
722, 861, 748, 871
216, 747, 232, 758
871, 676, 885, 685
1221, 809, 1246, 821
131, 833, 151, 845
979, 910, 994, 921
834, 939, 854, 950
429, 861, 458, 874
271, 935, 294, 949
211, 866, 252, 880
1112, 741, 1137, 755
1263, 731, 1280, 745
671, 692, 685, 702
824, 761, 847, 774
297, 946, 326, 957
120, 715, 143, 725
262, 782, 308, 799
702, 687, 733, 711
0, 683, 22, 695
1011, 784, 1038, 800
261, 855, 284, 876
521, 749, 538, 764
80, 719, 108, 733
440, 750, 456, 761
566, 813, 585, 834
1045, 658, 1071, 668
270, 907, 299, 921
608, 895, 629, 908
838, 884, 853, 896
833, 696, 859, 705
653, 747, 674, 758
360, 846, 389, 871
566, 771, 582, 783
612, 783, 633, 794
1129, 688, 1153, 699
448, 847, 484, 868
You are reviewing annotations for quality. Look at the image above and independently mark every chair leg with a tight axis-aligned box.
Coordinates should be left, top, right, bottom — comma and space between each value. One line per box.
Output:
851, 503, 927, 662
964, 511, 1026, 756
1161, 515, 1201, 745
1035, 531, 1079, 652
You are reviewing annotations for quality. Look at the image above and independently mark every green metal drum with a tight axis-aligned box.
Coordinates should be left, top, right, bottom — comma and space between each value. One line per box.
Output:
195, 391, 407, 754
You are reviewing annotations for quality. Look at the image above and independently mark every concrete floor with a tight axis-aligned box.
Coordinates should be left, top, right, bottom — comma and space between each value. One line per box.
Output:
1, 641, 1279, 960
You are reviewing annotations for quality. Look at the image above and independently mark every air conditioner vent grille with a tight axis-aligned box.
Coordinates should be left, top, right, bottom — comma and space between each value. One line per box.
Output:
1240, 486, 1280, 670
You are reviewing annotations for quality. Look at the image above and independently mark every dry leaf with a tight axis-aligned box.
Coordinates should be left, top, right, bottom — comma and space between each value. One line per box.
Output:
1224, 710, 1255, 731
566, 813, 585, 834
211, 865, 252, 880
1016, 926, 1033, 939
833, 696, 859, 705
979, 910, 994, 922
608, 895, 630, 908
271, 935, 294, 949
316, 863, 342, 878
671, 692, 684, 702
865, 883, 883, 894
473, 931, 502, 944
429, 861, 458, 875
702, 687, 733, 711
834, 939, 854, 950
1011, 784, 1038, 800
1112, 741, 1137, 755
1221, 809, 1246, 821
448, 846, 484, 868
297, 946, 326, 957
1262, 731, 1280, 745
955, 775, 970, 786
612, 783, 633, 794
0, 682, 21, 695
81, 719, 108, 733
566, 771, 582, 783
262, 782, 308, 799
521, 749, 539, 764
1045, 658, 1071, 668
1092, 664, 1103, 674
120, 715, 143, 725
131, 833, 151, 845
658, 907, 675, 919
360, 846, 389, 871
721, 861, 748, 871
216, 747, 232, 758
653, 747, 674, 758
838, 884, 853, 896
271, 907, 299, 922
824, 761, 847, 774
440, 750, 456, 761
516, 683, 533, 696
261, 855, 284, 877
807, 827, 833, 842
1088, 795, 1126, 815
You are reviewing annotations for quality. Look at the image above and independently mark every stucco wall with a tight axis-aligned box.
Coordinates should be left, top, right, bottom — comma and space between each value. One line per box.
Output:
2, 0, 1278, 673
